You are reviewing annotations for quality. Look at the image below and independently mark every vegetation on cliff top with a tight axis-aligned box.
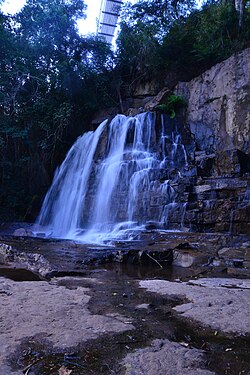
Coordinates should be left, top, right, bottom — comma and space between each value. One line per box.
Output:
0, 0, 249, 221
117, 0, 250, 89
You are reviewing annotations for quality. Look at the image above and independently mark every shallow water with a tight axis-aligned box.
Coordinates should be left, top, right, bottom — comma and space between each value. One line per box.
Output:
6, 266, 250, 375
0, 266, 41, 281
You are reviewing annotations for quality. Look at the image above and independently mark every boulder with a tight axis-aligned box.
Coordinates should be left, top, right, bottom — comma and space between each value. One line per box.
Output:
13, 228, 33, 237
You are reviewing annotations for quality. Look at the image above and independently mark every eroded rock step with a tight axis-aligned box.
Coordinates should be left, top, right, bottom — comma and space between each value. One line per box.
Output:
0, 231, 250, 279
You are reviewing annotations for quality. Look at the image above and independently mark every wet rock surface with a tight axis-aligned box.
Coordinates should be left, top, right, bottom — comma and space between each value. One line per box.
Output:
140, 278, 250, 334
122, 339, 215, 375
0, 231, 250, 374
0, 228, 250, 278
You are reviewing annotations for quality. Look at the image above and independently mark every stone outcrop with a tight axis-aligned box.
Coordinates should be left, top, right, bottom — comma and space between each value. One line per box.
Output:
122, 338, 215, 375
175, 49, 250, 156
140, 278, 250, 334
174, 48, 250, 234
119, 48, 250, 234
0, 242, 55, 278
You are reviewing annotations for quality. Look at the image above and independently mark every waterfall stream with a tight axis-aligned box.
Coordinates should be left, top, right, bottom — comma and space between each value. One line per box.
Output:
35, 112, 188, 243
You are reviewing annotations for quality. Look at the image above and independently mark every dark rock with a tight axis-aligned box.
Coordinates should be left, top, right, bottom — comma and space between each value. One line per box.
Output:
0, 243, 15, 263
175, 242, 195, 250
13, 228, 34, 237
214, 149, 242, 177
196, 152, 215, 177
115, 248, 173, 268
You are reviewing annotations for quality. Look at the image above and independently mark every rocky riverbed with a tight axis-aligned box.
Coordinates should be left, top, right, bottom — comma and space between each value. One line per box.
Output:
0, 227, 250, 374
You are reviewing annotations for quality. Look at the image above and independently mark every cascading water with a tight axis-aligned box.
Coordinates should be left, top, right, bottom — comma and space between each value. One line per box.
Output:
36, 120, 108, 238
35, 112, 188, 243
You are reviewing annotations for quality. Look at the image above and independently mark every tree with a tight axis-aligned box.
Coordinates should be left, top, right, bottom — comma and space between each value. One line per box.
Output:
116, 0, 250, 85
116, 0, 197, 86
0, 0, 117, 221
121, 0, 196, 39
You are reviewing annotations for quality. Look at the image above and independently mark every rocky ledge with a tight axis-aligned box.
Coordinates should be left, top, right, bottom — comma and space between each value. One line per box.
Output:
0, 230, 249, 374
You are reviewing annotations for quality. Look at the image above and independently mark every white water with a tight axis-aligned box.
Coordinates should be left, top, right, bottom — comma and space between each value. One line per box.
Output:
36, 120, 108, 238
35, 112, 187, 243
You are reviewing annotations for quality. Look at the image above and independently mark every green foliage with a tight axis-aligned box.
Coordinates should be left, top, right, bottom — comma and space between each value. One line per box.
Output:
116, 22, 160, 84
121, 0, 196, 39
0, 0, 117, 221
116, 0, 197, 85
117, 0, 250, 81
155, 95, 186, 118
192, 3, 243, 62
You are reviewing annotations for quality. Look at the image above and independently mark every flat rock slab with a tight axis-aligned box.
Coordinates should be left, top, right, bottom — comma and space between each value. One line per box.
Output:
188, 277, 250, 289
0, 268, 249, 375
0, 228, 249, 374
0, 276, 134, 373
140, 278, 250, 335
122, 338, 215, 375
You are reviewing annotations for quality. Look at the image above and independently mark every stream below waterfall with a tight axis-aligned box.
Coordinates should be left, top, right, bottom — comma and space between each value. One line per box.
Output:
0, 231, 250, 374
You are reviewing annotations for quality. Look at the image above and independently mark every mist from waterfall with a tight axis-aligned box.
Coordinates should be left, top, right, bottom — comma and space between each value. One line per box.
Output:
35, 112, 188, 243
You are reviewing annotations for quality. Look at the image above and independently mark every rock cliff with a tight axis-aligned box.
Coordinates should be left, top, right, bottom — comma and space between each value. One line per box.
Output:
93, 49, 250, 234
176, 48, 249, 159
165, 48, 249, 234
175, 48, 250, 234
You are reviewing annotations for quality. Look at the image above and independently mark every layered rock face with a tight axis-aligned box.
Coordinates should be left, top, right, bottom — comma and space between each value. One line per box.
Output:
112, 48, 250, 234
173, 48, 250, 234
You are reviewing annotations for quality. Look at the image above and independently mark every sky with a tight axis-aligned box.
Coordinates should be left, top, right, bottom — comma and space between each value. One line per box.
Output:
78, 0, 102, 35
1, 0, 104, 35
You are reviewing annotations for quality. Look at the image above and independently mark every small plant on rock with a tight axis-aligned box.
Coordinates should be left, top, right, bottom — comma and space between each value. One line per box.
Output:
155, 95, 187, 118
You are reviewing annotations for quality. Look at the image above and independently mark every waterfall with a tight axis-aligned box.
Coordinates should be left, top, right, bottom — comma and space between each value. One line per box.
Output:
35, 112, 188, 243
36, 120, 108, 238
